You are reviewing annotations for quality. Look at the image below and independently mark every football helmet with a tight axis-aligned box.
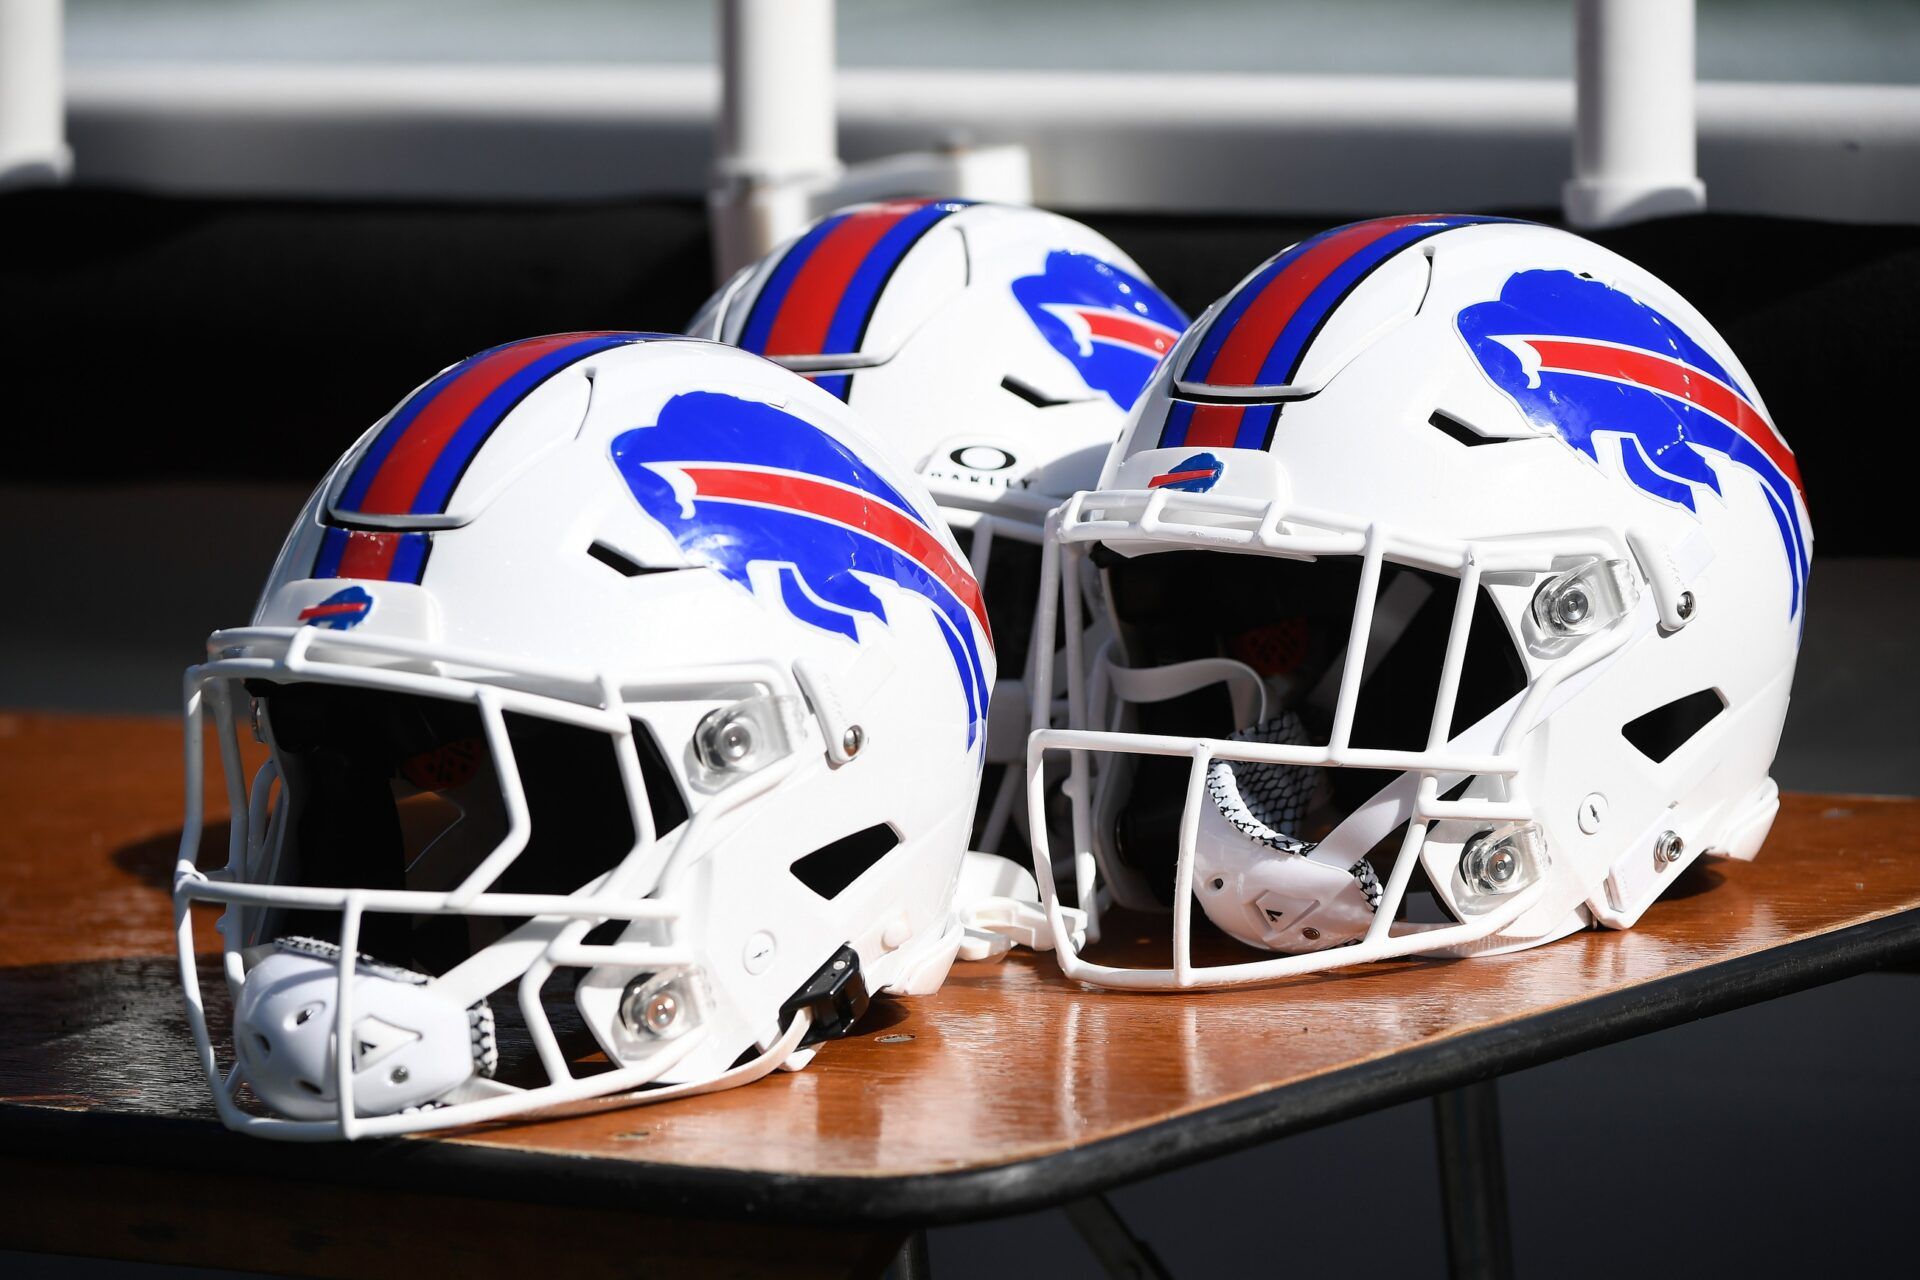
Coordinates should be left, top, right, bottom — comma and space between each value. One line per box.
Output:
174, 333, 995, 1136
1025, 216, 1812, 988
687, 199, 1187, 850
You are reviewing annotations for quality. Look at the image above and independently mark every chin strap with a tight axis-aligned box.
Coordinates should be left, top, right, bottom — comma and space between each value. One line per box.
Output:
1102, 651, 1269, 728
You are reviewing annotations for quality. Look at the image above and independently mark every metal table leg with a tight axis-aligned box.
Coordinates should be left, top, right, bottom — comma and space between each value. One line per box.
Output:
1063, 1192, 1174, 1280
1433, 1080, 1515, 1280
894, 1229, 933, 1280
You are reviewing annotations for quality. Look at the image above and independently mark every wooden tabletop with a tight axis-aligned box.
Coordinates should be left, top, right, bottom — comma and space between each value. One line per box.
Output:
3, 710, 1917, 1228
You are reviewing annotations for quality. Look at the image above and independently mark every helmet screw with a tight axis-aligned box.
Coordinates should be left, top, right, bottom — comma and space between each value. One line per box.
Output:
1301, 927, 1322, 941
1578, 792, 1607, 835
714, 717, 755, 764
1460, 827, 1539, 896
1483, 848, 1519, 886
620, 975, 690, 1037
390, 1065, 409, 1084
642, 990, 680, 1034
1676, 591, 1695, 622
841, 725, 865, 758
1656, 831, 1685, 866
1554, 587, 1591, 628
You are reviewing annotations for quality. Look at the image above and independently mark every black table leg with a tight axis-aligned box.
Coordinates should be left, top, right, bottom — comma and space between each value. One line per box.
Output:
894, 1229, 933, 1280
1433, 1080, 1515, 1280
1063, 1192, 1175, 1280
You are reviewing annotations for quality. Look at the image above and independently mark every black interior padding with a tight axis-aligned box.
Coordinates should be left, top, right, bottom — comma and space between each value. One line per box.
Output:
489, 711, 637, 896
629, 718, 691, 840
247, 682, 686, 974
253, 680, 484, 961
790, 824, 901, 900
1100, 551, 1527, 901
1621, 688, 1727, 763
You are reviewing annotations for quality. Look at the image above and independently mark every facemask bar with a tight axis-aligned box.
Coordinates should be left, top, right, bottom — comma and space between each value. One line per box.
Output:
175, 623, 816, 1138
1025, 485, 1641, 990
939, 498, 1060, 857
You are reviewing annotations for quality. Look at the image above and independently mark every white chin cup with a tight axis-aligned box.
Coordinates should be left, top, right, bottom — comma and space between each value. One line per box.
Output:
1187, 714, 1375, 955
1192, 803, 1376, 953
231, 940, 490, 1121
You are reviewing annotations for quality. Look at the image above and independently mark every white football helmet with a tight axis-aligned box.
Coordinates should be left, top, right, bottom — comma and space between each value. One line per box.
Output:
687, 199, 1187, 850
1026, 216, 1812, 989
174, 333, 995, 1136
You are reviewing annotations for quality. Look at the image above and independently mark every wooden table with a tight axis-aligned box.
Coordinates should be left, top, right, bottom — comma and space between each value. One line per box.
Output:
2, 712, 1916, 1277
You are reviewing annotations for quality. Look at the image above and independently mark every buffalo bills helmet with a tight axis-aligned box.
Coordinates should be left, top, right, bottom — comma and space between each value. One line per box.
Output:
1025, 216, 1812, 988
687, 200, 1187, 851
173, 334, 995, 1135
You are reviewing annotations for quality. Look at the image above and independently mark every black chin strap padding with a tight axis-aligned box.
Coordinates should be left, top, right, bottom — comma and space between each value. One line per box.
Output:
1208, 711, 1319, 852
779, 944, 871, 1047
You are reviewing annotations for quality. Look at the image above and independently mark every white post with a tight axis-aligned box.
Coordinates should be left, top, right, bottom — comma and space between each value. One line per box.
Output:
0, 0, 71, 189
709, 0, 843, 279
1563, 0, 1706, 228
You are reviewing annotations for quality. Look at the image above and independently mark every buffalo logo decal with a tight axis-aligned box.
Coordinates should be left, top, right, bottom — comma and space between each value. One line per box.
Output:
611, 392, 992, 747
298, 585, 375, 630
1458, 270, 1810, 618
1012, 251, 1188, 410
1148, 452, 1224, 493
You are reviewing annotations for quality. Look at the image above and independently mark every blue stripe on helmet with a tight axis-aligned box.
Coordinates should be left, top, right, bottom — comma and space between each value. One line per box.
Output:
407, 332, 645, 515
736, 212, 853, 355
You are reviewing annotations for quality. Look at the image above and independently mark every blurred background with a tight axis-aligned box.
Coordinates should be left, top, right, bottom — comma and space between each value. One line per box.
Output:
2, 1, 1916, 1276
51, 0, 1920, 78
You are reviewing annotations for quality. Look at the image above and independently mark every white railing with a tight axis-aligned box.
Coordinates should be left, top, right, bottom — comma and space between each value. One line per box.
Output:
60, 62, 1920, 229
0, 0, 69, 188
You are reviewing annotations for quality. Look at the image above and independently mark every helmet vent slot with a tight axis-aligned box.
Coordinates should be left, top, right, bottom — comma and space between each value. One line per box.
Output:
1428, 411, 1507, 448
588, 541, 681, 579
1621, 688, 1727, 763
1000, 374, 1078, 408
790, 824, 901, 900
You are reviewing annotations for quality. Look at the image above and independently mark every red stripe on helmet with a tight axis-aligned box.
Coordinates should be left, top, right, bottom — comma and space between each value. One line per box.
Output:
1179, 404, 1249, 448
334, 530, 402, 579
1194, 214, 1436, 389
680, 466, 991, 644
297, 600, 369, 620
1076, 308, 1179, 355
1148, 467, 1216, 488
761, 202, 923, 359
353, 334, 600, 516
1527, 339, 1803, 496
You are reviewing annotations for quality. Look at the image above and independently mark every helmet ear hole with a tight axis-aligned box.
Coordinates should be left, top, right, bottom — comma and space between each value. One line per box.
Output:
1622, 689, 1727, 763
790, 824, 902, 901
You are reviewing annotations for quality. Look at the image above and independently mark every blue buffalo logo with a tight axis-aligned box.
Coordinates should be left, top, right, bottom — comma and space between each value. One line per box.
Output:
1457, 270, 1810, 619
1148, 452, 1224, 493
298, 585, 374, 630
610, 392, 991, 747
1011, 251, 1188, 410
